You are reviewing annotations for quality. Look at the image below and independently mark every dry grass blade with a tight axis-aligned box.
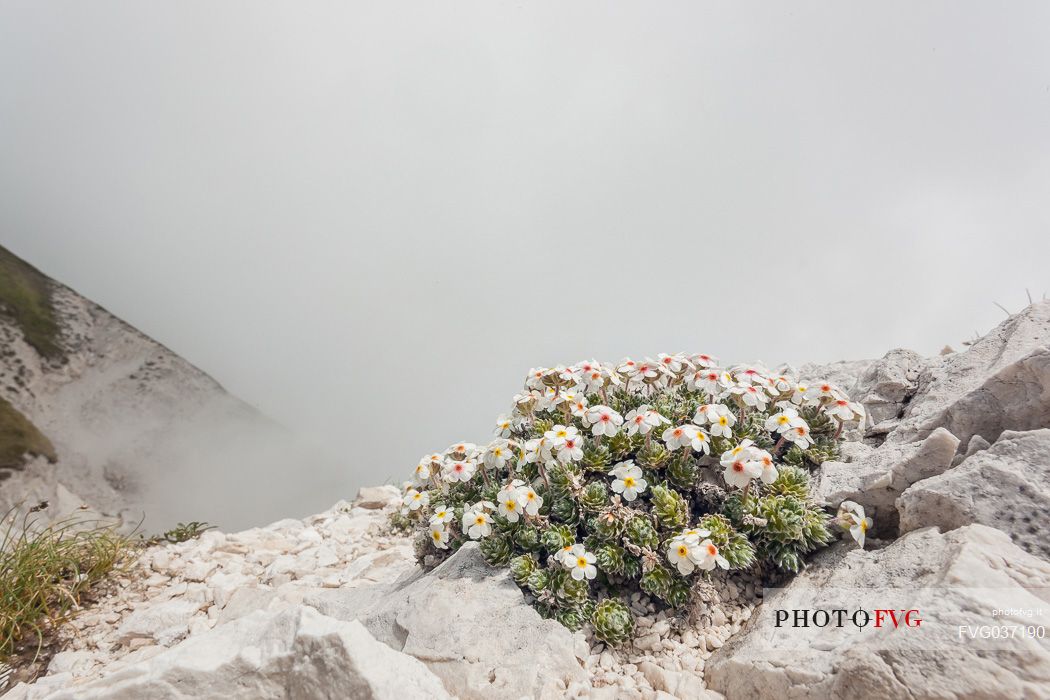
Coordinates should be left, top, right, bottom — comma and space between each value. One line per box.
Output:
0, 506, 132, 667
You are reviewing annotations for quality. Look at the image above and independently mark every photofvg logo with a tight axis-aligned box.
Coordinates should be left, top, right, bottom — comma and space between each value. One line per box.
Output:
774, 608, 922, 630
757, 587, 1050, 653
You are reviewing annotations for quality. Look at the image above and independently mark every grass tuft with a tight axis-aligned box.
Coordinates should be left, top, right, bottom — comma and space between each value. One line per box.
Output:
0, 245, 63, 361
0, 506, 132, 666
144, 521, 215, 545
0, 398, 56, 471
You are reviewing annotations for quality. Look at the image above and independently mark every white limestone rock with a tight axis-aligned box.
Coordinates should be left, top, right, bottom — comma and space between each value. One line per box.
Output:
929, 347, 1050, 450
114, 599, 202, 646
304, 542, 588, 699
354, 485, 401, 509
705, 525, 1050, 699
952, 433, 991, 466
898, 429, 1050, 561
796, 358, 874, 400
888, 301, 1050, 445
45, 651, 96, 676
7, 606, 450, 700
851, 348, 929, 427
817, 427, 959, 534
340, 545, 416, 585
215, 585, 284, 624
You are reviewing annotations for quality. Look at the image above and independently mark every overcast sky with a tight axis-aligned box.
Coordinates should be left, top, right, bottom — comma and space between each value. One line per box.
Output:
2, 2, 1048, 503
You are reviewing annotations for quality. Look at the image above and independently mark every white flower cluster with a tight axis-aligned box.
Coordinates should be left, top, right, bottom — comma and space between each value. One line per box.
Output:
401, 353, 868, 566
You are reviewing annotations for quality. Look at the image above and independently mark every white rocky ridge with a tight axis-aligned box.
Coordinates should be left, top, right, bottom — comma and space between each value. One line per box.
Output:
2, 486, 737, 699
0, 246, 335, 530
5, 272, 1050, 697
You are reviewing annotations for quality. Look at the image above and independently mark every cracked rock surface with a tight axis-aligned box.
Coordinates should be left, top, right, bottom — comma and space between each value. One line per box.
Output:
898, 428, 1050, 560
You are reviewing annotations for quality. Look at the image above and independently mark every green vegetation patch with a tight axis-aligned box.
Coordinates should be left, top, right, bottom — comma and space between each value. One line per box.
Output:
396, 355, 870, 645
0, 246, 63, 360
143, 521, 215, 546
1, 508, 131, 667
0, 398, 56, 471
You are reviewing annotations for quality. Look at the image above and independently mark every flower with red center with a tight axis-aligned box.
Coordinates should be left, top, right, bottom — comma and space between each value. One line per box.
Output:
731, 383, 769, 410
662, 424, 698, 450
785, 424, 814, 450
443, 459, 477, 483
804, 381, 845, 403
557, 436, 584, 463
693, 539, 730, 571
722, 454, 763, 489
690, 353, 718, 368
754, 449, 778, 484
585, 405, 623, 437
826, 398, 865, 424
658, 353, 689, 375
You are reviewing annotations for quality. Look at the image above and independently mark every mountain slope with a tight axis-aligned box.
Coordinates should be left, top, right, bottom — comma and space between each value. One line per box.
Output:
0, 244, 332, 531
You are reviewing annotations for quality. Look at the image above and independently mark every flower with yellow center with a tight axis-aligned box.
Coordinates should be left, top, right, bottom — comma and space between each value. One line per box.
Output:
519, 486, 544, 516
544, 424, 578, 447
667, 539, 697, 575
764, 407, 803, 435
463, 509, 493, 539
689, 427, 711, 455
402, 489, 429, 511
555, 543, 576, 566
494, 414, 515, 438
720, 439, 755, 468
484, 440, 514, 469
838, 501, 873, 548
566, 546, 597, 581
610, 461, 647, 502
497, 488, 523, 522
429, 504, 454, 525
430, 524, 449, 550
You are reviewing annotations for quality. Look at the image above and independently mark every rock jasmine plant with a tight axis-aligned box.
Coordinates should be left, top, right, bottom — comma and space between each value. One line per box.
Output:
399, 354, 868, 646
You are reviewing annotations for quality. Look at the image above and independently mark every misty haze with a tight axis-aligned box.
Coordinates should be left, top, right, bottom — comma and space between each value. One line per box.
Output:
2, 2, 1048, 529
